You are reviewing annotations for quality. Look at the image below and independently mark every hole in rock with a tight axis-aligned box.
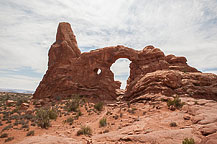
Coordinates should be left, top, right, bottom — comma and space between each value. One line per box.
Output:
94, 68, 102, 75
110, 58, 131, 89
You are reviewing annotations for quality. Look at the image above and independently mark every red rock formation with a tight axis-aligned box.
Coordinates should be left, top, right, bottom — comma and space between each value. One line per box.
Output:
33, 22, 217, 101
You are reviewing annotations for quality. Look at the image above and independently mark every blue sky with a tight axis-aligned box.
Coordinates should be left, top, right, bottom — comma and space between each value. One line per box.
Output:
0, 0, 217, 90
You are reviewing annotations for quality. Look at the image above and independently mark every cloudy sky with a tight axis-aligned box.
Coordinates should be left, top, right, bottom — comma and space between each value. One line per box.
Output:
0, 0, 217, 90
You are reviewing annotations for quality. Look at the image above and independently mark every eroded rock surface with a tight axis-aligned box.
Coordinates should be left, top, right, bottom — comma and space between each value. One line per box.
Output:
15, 94, 217, 144
33, 22, 217, 101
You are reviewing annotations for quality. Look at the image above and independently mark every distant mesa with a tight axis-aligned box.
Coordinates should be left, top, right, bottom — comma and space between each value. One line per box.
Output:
0, 88, 34, 94
33, 22, 217, 102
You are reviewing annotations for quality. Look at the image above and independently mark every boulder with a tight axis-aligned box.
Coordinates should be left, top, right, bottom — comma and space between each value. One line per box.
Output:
20, 103, 30, 110
6, 100, 16, 106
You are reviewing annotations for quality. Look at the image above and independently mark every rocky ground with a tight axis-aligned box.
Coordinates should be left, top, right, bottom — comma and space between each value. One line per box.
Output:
0, 92, 217, 144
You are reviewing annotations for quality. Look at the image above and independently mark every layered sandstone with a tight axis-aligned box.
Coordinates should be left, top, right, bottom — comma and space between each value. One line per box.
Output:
33, 22, 217, 101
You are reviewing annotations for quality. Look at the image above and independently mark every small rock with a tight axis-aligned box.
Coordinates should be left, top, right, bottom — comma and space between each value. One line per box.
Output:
66, 130, 71, 134
44, 98, 50, 102
199, 123, 217, 136
107, 104, 117, 107
183, 115, 191, 120
35, 104, 42, 108
22, 102, 29, 106
6, 100, 16, 106
39, 99, 45, 105
26, 110, 33, 114
127, 132, 133, 135
21, 103, 29, 108
169, 105, 176, 111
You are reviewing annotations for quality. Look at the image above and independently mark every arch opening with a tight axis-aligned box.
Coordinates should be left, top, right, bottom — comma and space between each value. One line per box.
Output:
110, 58, 131, 89
94, 68, 102, 75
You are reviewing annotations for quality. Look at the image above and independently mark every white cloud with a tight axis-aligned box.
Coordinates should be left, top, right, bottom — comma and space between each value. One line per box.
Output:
0, 0, 217, 90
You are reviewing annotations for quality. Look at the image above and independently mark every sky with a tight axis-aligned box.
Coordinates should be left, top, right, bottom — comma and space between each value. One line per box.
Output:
0, 0, 217, 90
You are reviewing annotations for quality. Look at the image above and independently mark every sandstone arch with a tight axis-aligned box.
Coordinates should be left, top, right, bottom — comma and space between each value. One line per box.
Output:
34, 22, 217, 101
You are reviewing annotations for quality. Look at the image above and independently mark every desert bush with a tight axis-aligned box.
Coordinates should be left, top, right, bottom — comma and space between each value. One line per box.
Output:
35, 108, 50, 129
103, 129, 109, 133
48, 107, 58, 120
10, 114, 19, 120
31, 123, 36, 126
11, 107, 19, 114
77, 110, 82, 116
194, 101, 198, 105
26, 130, 34, 136
65, 117, 74, 125
74, 110, 82, 120
21, 124, 29, 129
182, 138, 195, 144
128, 108, 137, 114
120, 113, 123, 118
18, 119, 26, 125
0, 133, 8, 138
99, 117, 107, 127
16, 97, 28, 106
2, 124, 12, 132
167, 96, 184, 109
13, 120, 19, 126
170, 122, 177, 127
127, 102, 131, 108
23, 114, 35, 120
5, 137, 14, 142
77, 126, 92, 136
6, 120, 12, 124
55, 96, 61, 101
65, 98, 80, 112
94, 102, 103, 111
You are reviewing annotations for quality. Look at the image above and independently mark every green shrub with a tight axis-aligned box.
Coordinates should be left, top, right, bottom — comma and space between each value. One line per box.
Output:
26, 130, 34, 136
120, 113, 123, 118
35, 108, 50, 129
77, 126, 92, 136
0, 133, 8, 138
31, 123, 36, 126
170, 122, 177, 127
167, 96, 184, 109
99, 117, 107, 127
5, 137, 14, 142
65, 117, 74, 125
65, 98, 80, 112
23, 114, 35, 120
2, 124, 12, 132
16, 97, 28, 106
182, 138, 195, 144
127, 102, 131, 108
94, 102, 103, 111
77, 110, 82, 117
6, 120, 12, 124
18, 119, 26, 125
13, 120, 19, 126
55, 96, 61, 101
48, 107, 58, 120
21, 124, 29, 129
128, 108, 137, 114
10, 114, 19, 120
